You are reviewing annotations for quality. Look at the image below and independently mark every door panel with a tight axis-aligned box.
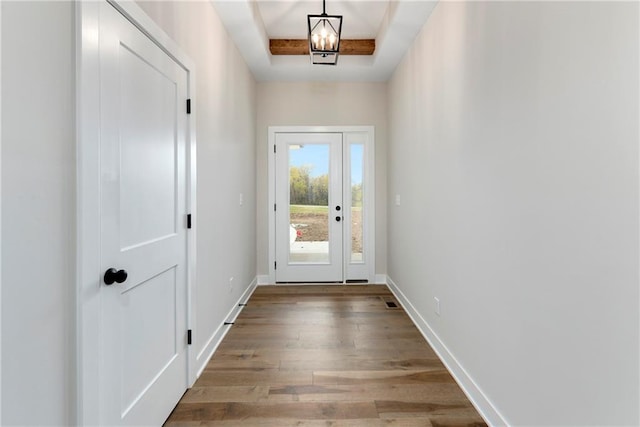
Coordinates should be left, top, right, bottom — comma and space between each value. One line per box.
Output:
119, 42, 178, 249
100, 3, 188, 425
275, 133, 343, 282
121, 268, 177, 413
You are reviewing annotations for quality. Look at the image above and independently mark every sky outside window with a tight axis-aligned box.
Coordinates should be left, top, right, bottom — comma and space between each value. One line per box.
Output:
289, 143, 363, 184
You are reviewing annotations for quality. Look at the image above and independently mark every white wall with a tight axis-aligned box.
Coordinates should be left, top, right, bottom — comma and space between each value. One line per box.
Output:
388, 2, 639, 425
137, 1, 257, 373
256, 82, 387, 278
1, 1, 75, 425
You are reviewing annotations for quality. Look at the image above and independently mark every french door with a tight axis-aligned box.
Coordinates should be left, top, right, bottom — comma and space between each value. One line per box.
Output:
273, 131, 373, 283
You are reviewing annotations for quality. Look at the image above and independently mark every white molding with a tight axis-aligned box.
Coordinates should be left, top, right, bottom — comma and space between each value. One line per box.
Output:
386, 276, 508, 427
76, 3, 102, 424
269, 125, 377, 134
76, 1, 196, 424
267, 126, 376, 284
0, 2, 3, 422
267, 129, 276, 284
194, 278, 257, 378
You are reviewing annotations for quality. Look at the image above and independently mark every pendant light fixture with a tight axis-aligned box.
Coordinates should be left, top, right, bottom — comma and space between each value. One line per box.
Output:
307, 0, 342, 65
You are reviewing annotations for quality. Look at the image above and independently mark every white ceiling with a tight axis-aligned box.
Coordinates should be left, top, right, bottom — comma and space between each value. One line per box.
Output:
257, 1, 390, 39
211, 0, 438, 81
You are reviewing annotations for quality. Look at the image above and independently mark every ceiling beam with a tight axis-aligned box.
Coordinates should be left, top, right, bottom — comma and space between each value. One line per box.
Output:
269, 39, 375, 56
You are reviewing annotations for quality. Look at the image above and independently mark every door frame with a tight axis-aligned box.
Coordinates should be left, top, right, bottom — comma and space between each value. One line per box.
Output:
76, 1, 197, 424
267, 126, 375, 284
0, 4, 3, 422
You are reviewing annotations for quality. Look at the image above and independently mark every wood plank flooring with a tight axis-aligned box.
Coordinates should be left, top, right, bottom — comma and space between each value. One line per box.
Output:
164, 285, 487, 427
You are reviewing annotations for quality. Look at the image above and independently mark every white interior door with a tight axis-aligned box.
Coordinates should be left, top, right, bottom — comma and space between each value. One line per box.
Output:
275, 133, 343, 282
99, 3, 188, 424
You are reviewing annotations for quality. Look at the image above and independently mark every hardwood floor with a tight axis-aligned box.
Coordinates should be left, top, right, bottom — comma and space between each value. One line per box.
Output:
164, 285, 487, 427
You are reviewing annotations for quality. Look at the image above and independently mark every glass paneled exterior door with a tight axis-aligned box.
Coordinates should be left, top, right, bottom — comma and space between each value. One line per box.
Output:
275, 133, 343, 282
273, 130, 373, 283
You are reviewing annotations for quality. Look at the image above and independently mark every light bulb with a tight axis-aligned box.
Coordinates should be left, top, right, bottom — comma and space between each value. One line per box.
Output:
329, 33, 336, 49
321, 28, 327, 39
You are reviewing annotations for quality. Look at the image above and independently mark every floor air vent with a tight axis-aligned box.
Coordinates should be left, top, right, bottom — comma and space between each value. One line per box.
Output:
380, 296, 401, 310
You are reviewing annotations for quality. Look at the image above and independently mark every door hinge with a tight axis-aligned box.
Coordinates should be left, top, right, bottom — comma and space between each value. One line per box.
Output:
187, 329, 192, 345
274, 204, 277, 212
186, 99, 191, 114
274, 261, 277, 270
187, 214, 192, 229
274, 144, 276, 153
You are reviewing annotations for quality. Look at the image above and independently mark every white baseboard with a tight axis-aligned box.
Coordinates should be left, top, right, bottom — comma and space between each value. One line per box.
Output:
257, 275, 271, 285
386, 275, 508, 427
194, 277, 258, 379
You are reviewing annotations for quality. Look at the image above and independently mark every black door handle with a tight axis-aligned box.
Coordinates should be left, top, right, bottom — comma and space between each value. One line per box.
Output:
104, 268, 128, 285
336, 216, 342, 222
336, 206, 341, 211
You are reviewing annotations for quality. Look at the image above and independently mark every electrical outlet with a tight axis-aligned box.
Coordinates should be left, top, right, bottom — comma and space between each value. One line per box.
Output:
395, 194, 401, 206
229, 276, 234, 293
434, 297, 440, 316
239, 193, 244, 206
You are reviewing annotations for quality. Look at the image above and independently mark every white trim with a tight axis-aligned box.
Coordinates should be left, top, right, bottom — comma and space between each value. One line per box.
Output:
386, 276, 508, 427
183, 29, 198, 391
194, 278, 257, 378
267, 126, 376, 284
76, 3, 101, 423
0, 2, 3, 421
76, 1, 196, 424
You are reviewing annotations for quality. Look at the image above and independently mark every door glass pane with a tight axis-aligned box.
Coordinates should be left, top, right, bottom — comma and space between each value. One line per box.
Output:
351, 144, 364, 263
289, 144, 330, 263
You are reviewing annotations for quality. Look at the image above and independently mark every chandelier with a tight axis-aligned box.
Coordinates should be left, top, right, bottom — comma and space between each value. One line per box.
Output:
307, 0, 343, 65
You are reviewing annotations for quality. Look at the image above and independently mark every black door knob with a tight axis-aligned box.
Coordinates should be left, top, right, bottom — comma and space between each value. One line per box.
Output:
336, 216, 342, 222
336, 206, 341, 211
104, 268, 128, 285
